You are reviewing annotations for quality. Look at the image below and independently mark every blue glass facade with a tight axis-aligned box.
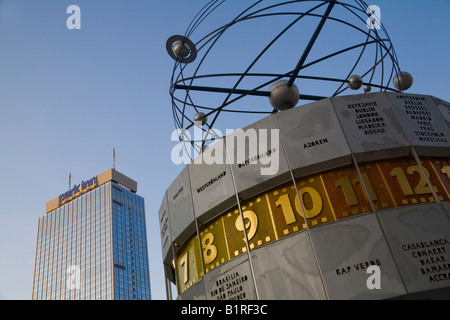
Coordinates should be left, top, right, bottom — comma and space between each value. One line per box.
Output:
32, 179, 151, 300
111, 182, 151, 300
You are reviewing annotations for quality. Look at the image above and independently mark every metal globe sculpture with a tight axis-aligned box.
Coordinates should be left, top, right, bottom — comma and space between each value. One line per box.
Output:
166, 0, 413, 155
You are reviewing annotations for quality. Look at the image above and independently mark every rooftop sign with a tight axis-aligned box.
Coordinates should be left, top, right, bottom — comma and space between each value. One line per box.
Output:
45, 169, 138, 214
59, 176, 98, 205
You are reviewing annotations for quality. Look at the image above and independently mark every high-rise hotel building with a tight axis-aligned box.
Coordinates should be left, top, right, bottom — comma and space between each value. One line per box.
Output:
32, 169, 151, 300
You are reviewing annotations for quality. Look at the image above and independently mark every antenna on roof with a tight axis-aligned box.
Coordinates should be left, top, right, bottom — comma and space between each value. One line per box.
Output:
113, 148, 116, 170
69, 173, 71, 191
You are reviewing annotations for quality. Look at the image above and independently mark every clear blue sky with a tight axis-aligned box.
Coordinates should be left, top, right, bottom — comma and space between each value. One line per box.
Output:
0, 0, 449, 300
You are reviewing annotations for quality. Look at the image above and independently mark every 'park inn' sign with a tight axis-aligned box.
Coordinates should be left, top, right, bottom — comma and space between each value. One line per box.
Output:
59, 176, 98, 205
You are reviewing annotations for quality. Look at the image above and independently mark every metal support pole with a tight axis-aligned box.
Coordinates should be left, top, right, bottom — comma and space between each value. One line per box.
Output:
287, 0, 336, 87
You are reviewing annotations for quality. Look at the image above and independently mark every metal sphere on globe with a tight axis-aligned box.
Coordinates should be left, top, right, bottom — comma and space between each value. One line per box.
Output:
172, 41, 190, 59
268, 80, 300, 111
166, 35, 197, 64
348, 75, 363, 90
364, 85, 372, 93
393, 71, 413, 91
194, 112, 208, 126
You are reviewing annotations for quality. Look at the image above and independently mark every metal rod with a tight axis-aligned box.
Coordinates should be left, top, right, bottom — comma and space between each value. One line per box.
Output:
174, 84, 326, 101
175, 84, 270, 96
287, 0, 336, 87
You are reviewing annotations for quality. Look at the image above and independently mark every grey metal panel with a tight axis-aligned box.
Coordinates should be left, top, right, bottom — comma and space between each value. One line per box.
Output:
188, 142, 237, 223
224, 114, 291, 200
331, 92, 411, 162
158, 192, 172, 263
166, 166, 196, 245
377, 203, 450, 293
432, 96, 450, 129
164, 263, 176, 283
178, 278, 207, 300
310, 213, 407, 300
386, 92, 450, 157
203, 254, 257, 300
442, 202, 450, 214
251, 230, 327, 300
276, 98, 352, 178
110, 168, 138, 193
